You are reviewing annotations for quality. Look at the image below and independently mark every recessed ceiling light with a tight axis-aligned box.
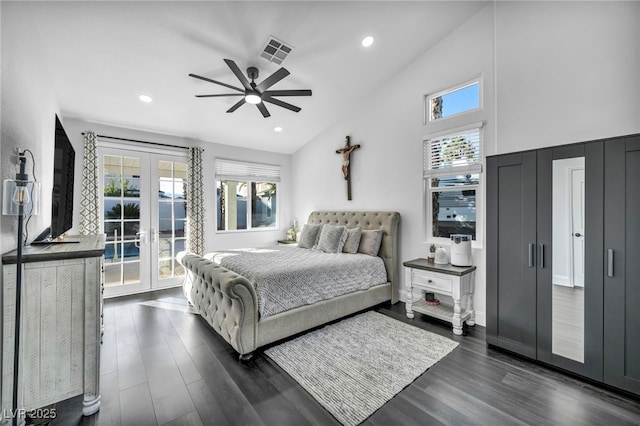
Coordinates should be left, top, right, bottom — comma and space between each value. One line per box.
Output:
138, 94, 153, 103
361, 36, 374, 47
274, 126, 283, 132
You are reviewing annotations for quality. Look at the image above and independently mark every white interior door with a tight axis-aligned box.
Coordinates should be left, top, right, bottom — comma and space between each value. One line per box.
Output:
570, 167, 585, 288
100, 145, 187, 297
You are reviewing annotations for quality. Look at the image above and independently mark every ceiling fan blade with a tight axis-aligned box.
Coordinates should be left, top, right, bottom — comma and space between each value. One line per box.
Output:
256, 102, 271, 118
223, 59, 253, 91
256, 67, 290, 92
263, 89, 312, 97
262, 96, 301, 113
226, 98, 246, 113
189, 73, 244, 93
195, 93, 245, 98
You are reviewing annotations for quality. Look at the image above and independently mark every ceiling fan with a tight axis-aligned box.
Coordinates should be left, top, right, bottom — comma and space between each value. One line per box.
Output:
189, 59, 312, 118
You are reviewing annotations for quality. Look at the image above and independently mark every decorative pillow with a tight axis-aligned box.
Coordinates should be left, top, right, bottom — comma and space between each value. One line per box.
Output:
314, 225, 348, 253
358, 229, 384, 256
297, 224, 322, 249
342, 227, 362, 254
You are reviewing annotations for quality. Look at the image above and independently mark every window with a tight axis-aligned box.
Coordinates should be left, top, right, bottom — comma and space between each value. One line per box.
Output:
424, 125, 482, 241
426, 80, 480, 123
215, 159, 280, 231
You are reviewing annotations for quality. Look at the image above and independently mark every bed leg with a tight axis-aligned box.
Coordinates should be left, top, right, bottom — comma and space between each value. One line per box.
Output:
239, 352, 254, 362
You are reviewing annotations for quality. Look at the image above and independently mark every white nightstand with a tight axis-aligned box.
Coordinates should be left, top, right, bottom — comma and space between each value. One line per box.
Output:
403, 258, 476, 335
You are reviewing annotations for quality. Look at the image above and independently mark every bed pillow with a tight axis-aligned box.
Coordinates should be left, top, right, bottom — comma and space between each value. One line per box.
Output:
314, 225, 348, 253
358, 229, 384, 256
297, 224, 322, 249
342, 227, 362, 254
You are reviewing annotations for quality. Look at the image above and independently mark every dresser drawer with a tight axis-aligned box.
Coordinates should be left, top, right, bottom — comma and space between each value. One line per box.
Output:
411, 270, 453, 293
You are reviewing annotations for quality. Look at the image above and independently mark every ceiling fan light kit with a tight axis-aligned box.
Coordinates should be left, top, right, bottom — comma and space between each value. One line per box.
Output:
245, 93, 262, 105
190, 59, 312, 118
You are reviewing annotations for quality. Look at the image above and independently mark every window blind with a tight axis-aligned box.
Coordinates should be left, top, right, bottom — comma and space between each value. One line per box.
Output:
215, 159, 281, 182
424, 127, 482, 178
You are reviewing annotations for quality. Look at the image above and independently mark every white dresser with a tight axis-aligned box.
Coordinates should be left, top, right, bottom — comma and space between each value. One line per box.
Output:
2, 235, 104, 418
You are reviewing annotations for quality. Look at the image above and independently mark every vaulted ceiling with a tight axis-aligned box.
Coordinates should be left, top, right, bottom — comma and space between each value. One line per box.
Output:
6, 1, 488, 153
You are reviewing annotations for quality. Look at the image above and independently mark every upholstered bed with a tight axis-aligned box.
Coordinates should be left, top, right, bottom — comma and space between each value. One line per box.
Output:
177, 211, 400, 358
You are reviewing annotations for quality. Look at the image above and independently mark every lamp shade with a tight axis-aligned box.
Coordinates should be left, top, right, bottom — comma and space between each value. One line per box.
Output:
3, 179, 40, 216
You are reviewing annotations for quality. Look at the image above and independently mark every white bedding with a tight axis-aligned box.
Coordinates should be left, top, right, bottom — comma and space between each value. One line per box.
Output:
205, 246, 388, 318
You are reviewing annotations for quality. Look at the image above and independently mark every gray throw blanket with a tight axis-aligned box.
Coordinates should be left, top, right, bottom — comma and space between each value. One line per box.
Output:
205, 246, 387, 318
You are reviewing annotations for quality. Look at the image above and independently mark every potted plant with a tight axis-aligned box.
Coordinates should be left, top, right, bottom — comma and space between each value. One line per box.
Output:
286, 221, 297, 241
428, 244, 436, 261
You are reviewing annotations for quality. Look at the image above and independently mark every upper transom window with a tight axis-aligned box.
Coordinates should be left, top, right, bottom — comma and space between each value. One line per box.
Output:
426, 80, 480, 123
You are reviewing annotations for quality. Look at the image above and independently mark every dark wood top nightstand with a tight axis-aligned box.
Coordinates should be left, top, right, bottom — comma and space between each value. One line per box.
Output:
403, 258, 476, 335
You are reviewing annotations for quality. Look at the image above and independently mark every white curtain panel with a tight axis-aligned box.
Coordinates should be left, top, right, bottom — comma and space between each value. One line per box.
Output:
187, 147, 205, 254
79, 131, 100, 235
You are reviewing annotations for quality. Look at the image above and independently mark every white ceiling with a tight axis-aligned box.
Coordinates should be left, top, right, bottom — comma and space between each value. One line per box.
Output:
11, 1, 487, 154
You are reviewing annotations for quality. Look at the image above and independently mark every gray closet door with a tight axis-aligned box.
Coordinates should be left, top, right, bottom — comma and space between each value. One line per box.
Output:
487, 151, 537, 358
604, 135, 640, 395
535, 148, 553, 362
536, 142, 604, 381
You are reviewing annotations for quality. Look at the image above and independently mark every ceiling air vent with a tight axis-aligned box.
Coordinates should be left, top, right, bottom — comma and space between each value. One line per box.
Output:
260, 37, 293, 65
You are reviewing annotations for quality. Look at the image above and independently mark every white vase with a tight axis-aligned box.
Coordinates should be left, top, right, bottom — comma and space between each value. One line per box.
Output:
434, 247, 448, 264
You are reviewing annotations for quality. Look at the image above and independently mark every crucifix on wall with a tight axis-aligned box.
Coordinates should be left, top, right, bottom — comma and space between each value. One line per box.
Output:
335, 136, 361, 200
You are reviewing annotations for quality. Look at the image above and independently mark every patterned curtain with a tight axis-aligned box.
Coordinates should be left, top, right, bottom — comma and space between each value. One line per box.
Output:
79, 131, 100, 235
187, 147, 205, 254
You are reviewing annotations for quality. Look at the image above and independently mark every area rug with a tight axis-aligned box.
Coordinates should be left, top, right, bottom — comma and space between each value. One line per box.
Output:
264, 311, 458, 426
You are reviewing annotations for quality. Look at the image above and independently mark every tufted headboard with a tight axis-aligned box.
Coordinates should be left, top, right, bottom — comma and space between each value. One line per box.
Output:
306, 211, 400, 304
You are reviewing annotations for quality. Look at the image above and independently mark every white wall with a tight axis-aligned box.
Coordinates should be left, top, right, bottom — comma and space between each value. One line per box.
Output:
292, 1, 640, 327
495, 1, 640, 153
63, 118, 293, 253
292, 5, 496, 325
2, 0, 638, 334
0, 1, 61, 415
1, 2, 60, 255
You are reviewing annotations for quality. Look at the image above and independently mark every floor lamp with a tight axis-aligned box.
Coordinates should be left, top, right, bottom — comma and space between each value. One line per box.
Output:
2, 152, 39, 426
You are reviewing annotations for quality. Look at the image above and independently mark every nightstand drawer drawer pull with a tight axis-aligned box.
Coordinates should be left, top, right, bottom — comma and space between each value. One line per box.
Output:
412, 270, 453, 293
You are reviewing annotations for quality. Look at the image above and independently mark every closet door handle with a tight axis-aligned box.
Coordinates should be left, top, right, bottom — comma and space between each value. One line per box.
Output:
528, 243, 535, 268
607, 249, 614, 278
539, 244, 545, 269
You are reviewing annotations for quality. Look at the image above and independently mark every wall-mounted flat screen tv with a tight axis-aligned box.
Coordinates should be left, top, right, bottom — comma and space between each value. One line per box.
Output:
51, 115, 75, 239
33, 115, 75, 244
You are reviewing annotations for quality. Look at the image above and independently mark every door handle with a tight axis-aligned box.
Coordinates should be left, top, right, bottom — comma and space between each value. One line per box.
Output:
607, 249, 614, 278
539, 244, 544, 269
574, 232, 583, 237
135, 231, 145, 248
528, 243, 535, 268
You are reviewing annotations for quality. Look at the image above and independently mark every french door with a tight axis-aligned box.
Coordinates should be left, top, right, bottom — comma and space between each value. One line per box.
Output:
99, 145, 188, 297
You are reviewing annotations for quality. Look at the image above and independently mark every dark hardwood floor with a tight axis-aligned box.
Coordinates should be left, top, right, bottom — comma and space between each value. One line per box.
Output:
48, 287, 640, 426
